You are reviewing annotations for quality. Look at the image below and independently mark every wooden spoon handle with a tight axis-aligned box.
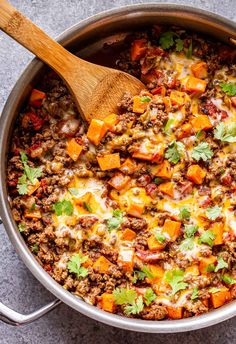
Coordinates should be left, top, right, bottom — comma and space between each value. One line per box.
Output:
0, 0, 80, 73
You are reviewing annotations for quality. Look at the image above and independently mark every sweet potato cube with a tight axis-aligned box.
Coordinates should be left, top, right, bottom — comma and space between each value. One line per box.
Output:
127, 202, 144, 218
210, 288, 231, 308
120, 158, 137, 175
66, 138, 83, 161
132, 96, 149, 114
167, 306, 183, 319
185, 76, 207, 93
97, 153, 120, 171
118, 247, 134, 272
103, 113, 118, 130
199, 255, 217, 274
211, 222, 224, 245
132, 140, 155, 161
87, 119, 108, 145
158, 182, 174, 197
93, 256, 113, 273
121, 228, 137, 241
25, 209, 41, 219
191, 115, 213, 132
27, 179, 40, 196
100, 293, 116, 313
108, 173, 130, 190
187, 165, 206, 184
147, 264, 165, 283
130, 39, 147, 62
29, 88, 46, 107
147, 235, 165, 252
152, 143, 165, 163
176, 122, 193, 139
191, 61, 208, 79
155, 160, 172, 179
162, 219, 181, 241
170, 90, 186, 107
185, 265, 199, 276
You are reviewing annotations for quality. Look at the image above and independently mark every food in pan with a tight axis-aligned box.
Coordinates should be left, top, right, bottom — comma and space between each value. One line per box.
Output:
7, 26, 236, 320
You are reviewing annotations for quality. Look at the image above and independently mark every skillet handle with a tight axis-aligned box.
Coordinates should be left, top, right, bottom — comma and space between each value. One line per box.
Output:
0, 299, 61, 326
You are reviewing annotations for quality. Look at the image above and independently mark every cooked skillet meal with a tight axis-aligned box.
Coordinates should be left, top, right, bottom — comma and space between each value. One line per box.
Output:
7, 26, 236, 320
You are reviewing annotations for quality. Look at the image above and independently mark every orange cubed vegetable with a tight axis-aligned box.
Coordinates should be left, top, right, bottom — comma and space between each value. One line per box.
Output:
211, 222, 224, 245
167, 306, 183, 319
185, 76, 207, 93
199, 255, 217, 274
29, 88, 46, 107
158, 182, 174, 197
177, 122, 193, 139
27, 179, 40, 196
187, 165, 206, 184
210, 288, 231, 308
191, 61, 208, 79
127, 202, 144, 218
87, 119, 107, 146
147, 235, 165, 252
100, 293, 116, 313
93, 256, 113, 273
191, 115, 213, 132
163, 97, 172, 112
152, 143, 165, 163
132, 96, 149, 114
155, 160, 172, 179
118, 247, 134, 272
170, 90, 186, 107
66, 138, 83, 161
121, 228, 137, 241
162, 219, 181, 241
120, 158, 137, 175
103, 113, 118, 130
185, 265, 200, 276
130, 39, 147, 62
25, 209, 41, 219
97, 153, 120, 171
147, 264, 164, 283
108, 172, 130, 190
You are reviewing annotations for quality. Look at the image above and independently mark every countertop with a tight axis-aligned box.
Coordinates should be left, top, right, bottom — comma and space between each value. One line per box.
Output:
0, 0, 236, 343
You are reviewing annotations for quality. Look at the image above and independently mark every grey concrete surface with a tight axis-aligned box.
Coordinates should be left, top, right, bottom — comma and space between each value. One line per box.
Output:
0, 0, 236, 343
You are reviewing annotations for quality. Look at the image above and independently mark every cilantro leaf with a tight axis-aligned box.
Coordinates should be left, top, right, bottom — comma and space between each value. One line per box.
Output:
220, 82, 236, 96
144, 288, 157, 306
83, 202, 92, 213
124, 295, 144, 315
222, 275, 236, 285
192, 142, 213, 162
191, 286, 199, 300
18, 223, 26, 233
186, 40, 192, 59
175, 38, 184, 52
53, 199, 74, 216
154, 177, 165, 185
215, 256, 228, 272
113, 288, 137, 305
107, 209, 123, 231
142, 265, 154, 279
165, 141, 185, 164
214, 123, 236, 143
205, 263, 216, 273
164, 118, 175, 134
132, 270, 146, 284
159, 31, 176, 50
199, 230, 215, 247
165, 269, 188, 295
154, 231, 166, 243
67, 253, 88, 278
179, 207, 191, 220
32, 244, 39, 254
140, 96, 151, 103
179, 237, 195, 251
184, 224, 198, 238
209, 287, 221, 294
17, 174, 28, 195
206, 205, 222, 220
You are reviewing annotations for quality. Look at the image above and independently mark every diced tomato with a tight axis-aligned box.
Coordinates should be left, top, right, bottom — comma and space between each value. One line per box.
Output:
29, 89, 46, 108
27, 112, 44, 131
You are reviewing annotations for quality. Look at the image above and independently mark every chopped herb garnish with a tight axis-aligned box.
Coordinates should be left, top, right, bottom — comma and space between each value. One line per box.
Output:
206, 206, 222, 221
220, 82, 236, 96
192, 142, 213, 162
124, 295, 144, 315
209, 287, 221, 294
183, 224, 198, 238
179, 207, 191, 220
215, 256, 228, 272
140, 96, 151, 103
144, 288, 157, 306
113, 288, 137, 305
175, 38, 184, 52
132, 270, 146, 284
142, 265, 154, 280
154, 177, 164, 185
32, 244, 39, 254
159, 31, 183, 52
154, 231, 166, 243
199, 230, 215, 247
214, 123, 236, 143
164, 118, 175, 134
83, 201, 92, 213
67, 253, 88, 278
179, 237, 195, 251
53, 199, 74, 216
29, 203, 36, 212
191, 286, 199, 300
18, 223, 26, 233
165, 141, 185, 164
205, 264, 216, 273
222, 275, 236, 285
107, 209, 123, 231
196, 131, 203, 139
186, 40, 192, 59
165, 269, 188, 295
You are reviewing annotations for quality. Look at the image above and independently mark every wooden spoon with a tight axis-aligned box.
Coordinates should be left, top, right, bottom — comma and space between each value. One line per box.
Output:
0, 0, 144, 122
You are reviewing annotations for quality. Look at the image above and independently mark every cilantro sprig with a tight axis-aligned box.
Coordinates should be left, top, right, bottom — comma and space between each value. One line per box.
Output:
165, 269, 188, 295
165, 141, 185, 164
53, 199, 74, 216
67, 253, 88, 278
191, 286, 199, 301
159, 31, 183, 52
214, 123, 236, 143
179, 207, 191, 220
17, 151, 42, 195
220, 82, 236, 96
222, 275, 236, 285
215, 256, 228, 272
113, 288, 144, 315
199, 229, 215, 247
107, 209, 123, 231
179, 224, 198, 252
192, 142, 213, 162
144, 288, 157, 306
206, 205, 222, 220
